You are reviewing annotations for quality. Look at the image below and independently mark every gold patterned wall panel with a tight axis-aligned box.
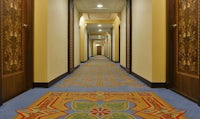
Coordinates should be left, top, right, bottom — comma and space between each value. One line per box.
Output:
0, 0, 25, 76
176, 0, 199, 77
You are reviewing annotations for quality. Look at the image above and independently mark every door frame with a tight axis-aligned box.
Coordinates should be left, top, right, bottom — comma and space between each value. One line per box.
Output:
26, 0, 34, 90
126, 0, 132, 73
166, 0, 200, 105
111, 29, 113, 61
0, 0, 2, 105
97, 46, 102, 55
119, 25, 120, 62
0, 0, 34, 105
68, 0, 74, 73
166, 0, 176, 89
87, 34, 89, 60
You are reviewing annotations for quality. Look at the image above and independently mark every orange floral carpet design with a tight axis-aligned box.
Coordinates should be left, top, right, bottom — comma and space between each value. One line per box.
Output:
14, 91, 186, 119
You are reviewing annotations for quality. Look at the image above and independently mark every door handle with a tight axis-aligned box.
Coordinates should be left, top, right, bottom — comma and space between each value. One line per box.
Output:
23, 24, 29, 28
171, 24, 177, 28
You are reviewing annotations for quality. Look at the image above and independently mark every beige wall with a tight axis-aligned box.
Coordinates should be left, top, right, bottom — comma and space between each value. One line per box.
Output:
112, 16, 120, 62
93, 40, 97, 56
84, 29, 88, 59
80, 17, 88, 62
108, 33, 111, 59
132, 0, 153, 81
101, 44, 105, 55
48, 0, 68, 81
34, 0, 48, 82
89, 38, 93, 57
34, 0, 68, 83
120, 5, 127, 67
74, 5, 80, 67
131, 0, 166, 83
104, 38, 108, 57
112, 28, 115, 60
152, 0, 166, 82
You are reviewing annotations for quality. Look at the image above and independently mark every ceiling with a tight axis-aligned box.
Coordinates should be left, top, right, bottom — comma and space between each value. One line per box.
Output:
74, 0, 126, 39
74, 0, 126, 13
82, 13, 117, 20
90, 35, 107, 40
87, 24, 112, 34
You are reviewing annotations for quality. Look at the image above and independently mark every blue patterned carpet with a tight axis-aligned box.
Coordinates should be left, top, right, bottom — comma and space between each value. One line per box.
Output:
0, 56, 200, 118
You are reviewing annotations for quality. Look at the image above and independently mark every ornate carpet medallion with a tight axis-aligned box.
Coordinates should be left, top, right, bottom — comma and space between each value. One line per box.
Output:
14, 92, 186, 119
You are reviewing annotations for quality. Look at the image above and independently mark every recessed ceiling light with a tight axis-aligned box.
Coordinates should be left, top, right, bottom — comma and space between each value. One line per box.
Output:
96, 44, 101, 46
98, 24, 102, 27
97, 4, 103, 8
98, 29, 102, 32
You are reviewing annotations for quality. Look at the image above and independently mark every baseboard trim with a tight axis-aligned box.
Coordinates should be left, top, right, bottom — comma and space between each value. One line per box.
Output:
0, 100, 2, 106
0, 92, 2, 106
74, 65, 80, 70
170, 88, 199, 105
120, 65, 130, 73
131, 72, 166, 88
81, 60, 88, 63
120, 65, 126, 70
199, 96, 200, 106
34, 72, 69, 88
68, 65, 80, 74
112, 60, 119, 63
34, 64, 81, 88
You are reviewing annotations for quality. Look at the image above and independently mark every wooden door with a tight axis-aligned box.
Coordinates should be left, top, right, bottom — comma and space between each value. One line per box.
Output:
68, 0, 74, 73
167, 0, 200, 104
0, 0, 33, 103
126, 0, 132, 73
97, 46, 101, 55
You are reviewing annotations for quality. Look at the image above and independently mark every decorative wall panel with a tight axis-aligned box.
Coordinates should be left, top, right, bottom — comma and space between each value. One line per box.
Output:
176, 0, 199, 77
1, 0, 24, 75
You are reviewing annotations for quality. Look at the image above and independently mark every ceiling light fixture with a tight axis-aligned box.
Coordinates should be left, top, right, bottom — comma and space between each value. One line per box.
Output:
98, 24, 102, 27
98, 29, 102, 32
96, 44, 101, 46
97, 4, 103, 8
